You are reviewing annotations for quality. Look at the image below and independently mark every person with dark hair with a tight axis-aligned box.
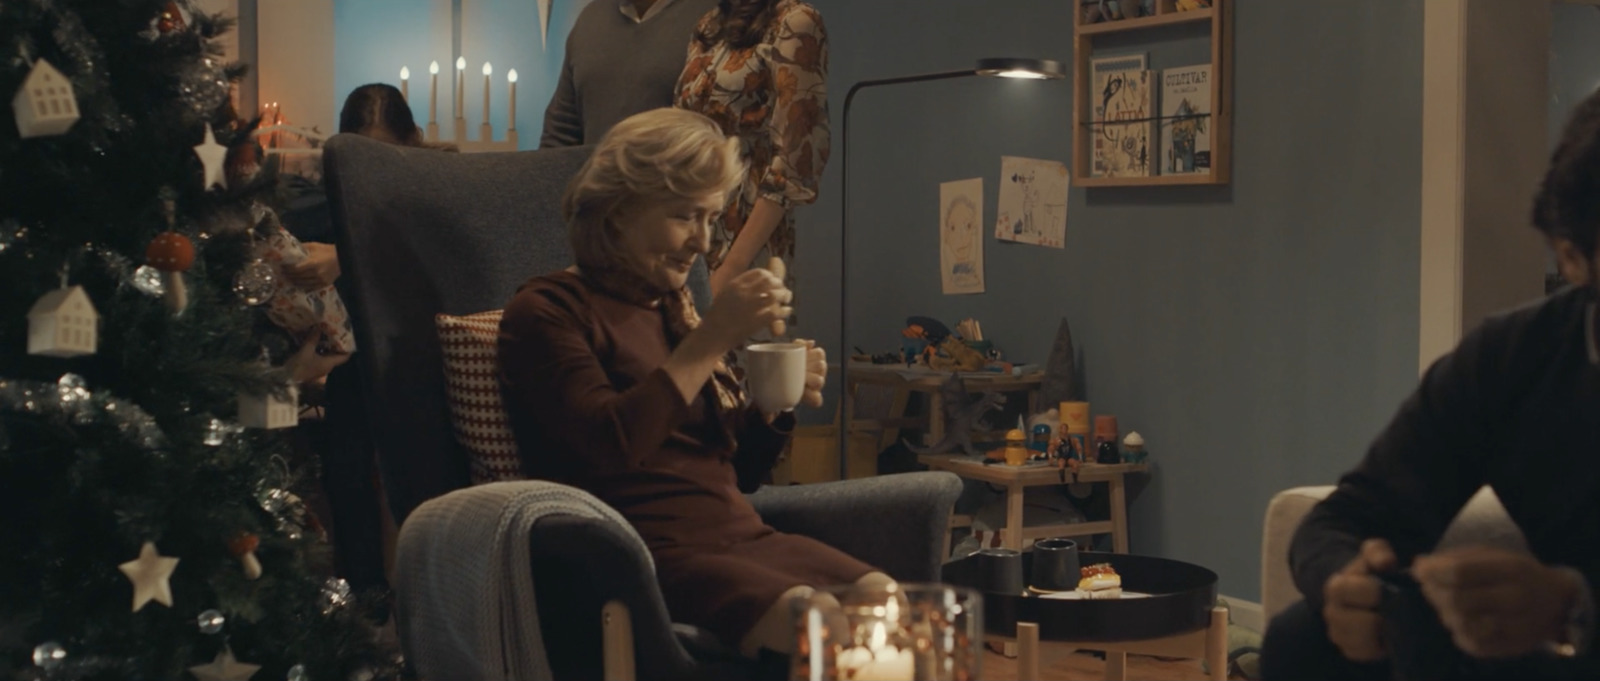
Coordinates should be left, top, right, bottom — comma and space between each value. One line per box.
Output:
675, 0, 828, 301
1260, 89, 1600, 680
540, 0, 719, 148
338, 82, 424, 147
280, 83, 452, 292
270, 82, 457, 616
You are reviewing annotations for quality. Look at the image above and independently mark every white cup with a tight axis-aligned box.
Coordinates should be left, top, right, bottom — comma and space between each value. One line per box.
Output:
744, 342, 807, 413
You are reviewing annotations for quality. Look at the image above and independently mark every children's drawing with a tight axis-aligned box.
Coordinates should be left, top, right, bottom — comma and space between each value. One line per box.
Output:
939, 178, 984, 295
994, 156, 1068, 248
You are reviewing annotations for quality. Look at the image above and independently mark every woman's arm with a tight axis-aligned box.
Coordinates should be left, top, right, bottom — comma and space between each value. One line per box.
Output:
712, 198, 785, 294
712, 5, 830, 288
499, 290, 726, 473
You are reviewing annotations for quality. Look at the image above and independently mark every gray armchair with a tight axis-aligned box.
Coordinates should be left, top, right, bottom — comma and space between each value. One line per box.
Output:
321, 133, 963, 680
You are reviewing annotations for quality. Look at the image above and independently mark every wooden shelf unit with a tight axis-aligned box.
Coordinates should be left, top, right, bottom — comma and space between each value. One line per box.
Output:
1071, 0, 1233, 187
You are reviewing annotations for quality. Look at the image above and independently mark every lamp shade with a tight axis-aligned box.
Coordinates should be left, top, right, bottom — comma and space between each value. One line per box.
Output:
976, 57, 1066, 80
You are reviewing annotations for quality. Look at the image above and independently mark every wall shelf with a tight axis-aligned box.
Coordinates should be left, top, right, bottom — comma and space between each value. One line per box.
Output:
1072, 0, 1233, 187
1075, 7, 1214, 35
1075, 173, 1221, 188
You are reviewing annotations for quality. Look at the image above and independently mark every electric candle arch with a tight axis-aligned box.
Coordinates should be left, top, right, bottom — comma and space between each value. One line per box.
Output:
400, 57, 519, 150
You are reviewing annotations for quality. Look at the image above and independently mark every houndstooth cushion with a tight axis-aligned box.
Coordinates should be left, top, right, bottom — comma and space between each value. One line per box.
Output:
436, 309, 523, 484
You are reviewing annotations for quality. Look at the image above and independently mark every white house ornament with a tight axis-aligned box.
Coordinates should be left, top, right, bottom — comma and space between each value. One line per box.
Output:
187, 647, 261, 681
27, 285, 98, 357
193, 123, 228, 191
238, 384, 297, 429
12, 58, 79, 138
118, 541, 179, 612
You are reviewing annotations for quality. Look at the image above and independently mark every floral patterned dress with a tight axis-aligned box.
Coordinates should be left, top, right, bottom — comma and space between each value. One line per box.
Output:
675, 0, 829, 300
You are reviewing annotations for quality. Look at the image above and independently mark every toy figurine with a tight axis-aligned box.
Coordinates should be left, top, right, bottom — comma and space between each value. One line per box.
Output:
1030, 423, 1053, 457
903, 374, 1007, 457
1123, 431, 1147, 463
901, 325, 929, 367
1082, 0, 1106, 23
1002, 429, 1030, 466
928, 336, 987, 372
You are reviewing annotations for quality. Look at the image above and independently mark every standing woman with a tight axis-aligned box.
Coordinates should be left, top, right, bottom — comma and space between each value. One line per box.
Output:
675, 0, 829, 303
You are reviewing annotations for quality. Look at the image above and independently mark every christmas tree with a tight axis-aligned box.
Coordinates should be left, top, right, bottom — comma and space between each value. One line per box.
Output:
0, 1, 398, 679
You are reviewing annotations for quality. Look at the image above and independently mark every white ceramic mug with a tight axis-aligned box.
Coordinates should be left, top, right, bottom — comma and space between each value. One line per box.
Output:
744, 342, 807, 413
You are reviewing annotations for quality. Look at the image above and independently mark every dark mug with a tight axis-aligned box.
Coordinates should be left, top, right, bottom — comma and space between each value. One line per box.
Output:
1030, 538, 1080, 592
973, 548, 1023, 595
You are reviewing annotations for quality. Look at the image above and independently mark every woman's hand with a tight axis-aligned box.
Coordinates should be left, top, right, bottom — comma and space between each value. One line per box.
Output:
283, 242, 341, 291
283, 331, 350, 385
800, 339, 825, 408
697, 268, 791, 352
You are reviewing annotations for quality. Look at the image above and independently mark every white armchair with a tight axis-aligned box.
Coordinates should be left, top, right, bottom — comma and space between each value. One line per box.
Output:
1260, 485, 1527, 623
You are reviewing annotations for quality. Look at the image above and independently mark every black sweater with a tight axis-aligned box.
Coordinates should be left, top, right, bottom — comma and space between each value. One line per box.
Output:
1291, 287, 1600, 647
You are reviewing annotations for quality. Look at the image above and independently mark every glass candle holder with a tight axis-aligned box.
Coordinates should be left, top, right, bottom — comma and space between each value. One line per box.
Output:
790, 582, 982, 681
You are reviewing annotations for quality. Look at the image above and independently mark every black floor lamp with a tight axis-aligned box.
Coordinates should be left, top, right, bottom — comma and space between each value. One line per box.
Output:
837, 57, 1065, 481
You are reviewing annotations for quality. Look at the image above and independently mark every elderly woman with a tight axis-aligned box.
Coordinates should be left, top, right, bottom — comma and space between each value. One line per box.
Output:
498, 107, 889, 659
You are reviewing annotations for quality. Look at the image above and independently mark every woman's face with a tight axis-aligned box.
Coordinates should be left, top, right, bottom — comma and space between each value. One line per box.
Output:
612, 192, 724, 292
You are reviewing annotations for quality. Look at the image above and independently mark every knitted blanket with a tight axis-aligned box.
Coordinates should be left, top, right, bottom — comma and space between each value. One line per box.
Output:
395, 481, 649, 680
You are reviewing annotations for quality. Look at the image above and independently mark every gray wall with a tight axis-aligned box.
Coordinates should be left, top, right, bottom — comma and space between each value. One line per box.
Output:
1550, 3, 1600, 149
794, 0, 1425, 598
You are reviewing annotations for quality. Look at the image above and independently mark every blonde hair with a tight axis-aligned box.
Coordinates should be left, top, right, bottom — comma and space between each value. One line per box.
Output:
563, 108, 745, 271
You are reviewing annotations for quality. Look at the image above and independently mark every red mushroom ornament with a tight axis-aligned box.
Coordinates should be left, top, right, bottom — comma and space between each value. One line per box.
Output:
146, 231, 195, 315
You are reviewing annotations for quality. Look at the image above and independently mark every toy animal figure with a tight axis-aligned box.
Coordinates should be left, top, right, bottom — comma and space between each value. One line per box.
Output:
928, 336, 986, 372
903, 373, 1007, 457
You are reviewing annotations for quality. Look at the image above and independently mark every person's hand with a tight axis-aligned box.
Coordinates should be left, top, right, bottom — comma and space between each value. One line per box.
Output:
283, 242, 340, 291
1322, 538, 1398, 663
697, 268, 790, 351
283, 331, 350, 385
799, 339, 826, 408
1412, 545, 1581, 659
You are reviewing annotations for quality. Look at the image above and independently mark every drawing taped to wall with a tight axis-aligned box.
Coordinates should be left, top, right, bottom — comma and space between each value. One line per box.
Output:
939, 178, 985, 295
995, 156, 1068, 249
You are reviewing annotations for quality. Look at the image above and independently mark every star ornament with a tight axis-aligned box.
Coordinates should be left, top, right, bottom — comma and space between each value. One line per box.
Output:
188, 648, 261, 681
193, 123, 228, 191
118, 541, 179, 612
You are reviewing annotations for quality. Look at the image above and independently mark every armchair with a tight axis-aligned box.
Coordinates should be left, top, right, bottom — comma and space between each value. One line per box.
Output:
321, 133, 964, 680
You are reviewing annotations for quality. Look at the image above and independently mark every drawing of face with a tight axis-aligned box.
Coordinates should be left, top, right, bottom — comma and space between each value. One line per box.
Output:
945, 197, 978, 260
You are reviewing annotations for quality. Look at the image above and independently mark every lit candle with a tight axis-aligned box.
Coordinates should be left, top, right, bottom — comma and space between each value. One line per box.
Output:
428, 61, 439, 124
454, 56, 465, 119
507, 69, 518, 130
400, 66, 410, 101
835, 622, 913, 681
481, 62, 492, 126
836, 646, 913, 680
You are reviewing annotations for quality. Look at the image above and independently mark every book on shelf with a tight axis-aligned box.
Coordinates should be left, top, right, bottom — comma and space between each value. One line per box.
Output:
1159, 64, 1212, 175
1090, 54, 1155, 178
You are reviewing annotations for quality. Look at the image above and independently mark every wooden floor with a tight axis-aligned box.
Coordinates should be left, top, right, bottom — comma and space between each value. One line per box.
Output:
981, 643, 1219, 681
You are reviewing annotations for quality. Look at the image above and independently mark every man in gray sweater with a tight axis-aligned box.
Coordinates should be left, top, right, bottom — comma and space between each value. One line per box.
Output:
540, 0, 718, 148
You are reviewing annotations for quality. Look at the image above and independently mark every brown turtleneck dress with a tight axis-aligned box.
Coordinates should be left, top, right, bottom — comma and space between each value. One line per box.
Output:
498, 270, 875, 646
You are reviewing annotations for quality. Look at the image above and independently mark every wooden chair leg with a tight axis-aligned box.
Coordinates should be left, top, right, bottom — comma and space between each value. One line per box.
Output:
602, 600, 635, 681
1206, 605, 1229, 681
1105, 651, 1127, 681
1017, 622, 1040, 681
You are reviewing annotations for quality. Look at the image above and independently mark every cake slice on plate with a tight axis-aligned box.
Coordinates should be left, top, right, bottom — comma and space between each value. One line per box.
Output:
1077, 563, 1122, 599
